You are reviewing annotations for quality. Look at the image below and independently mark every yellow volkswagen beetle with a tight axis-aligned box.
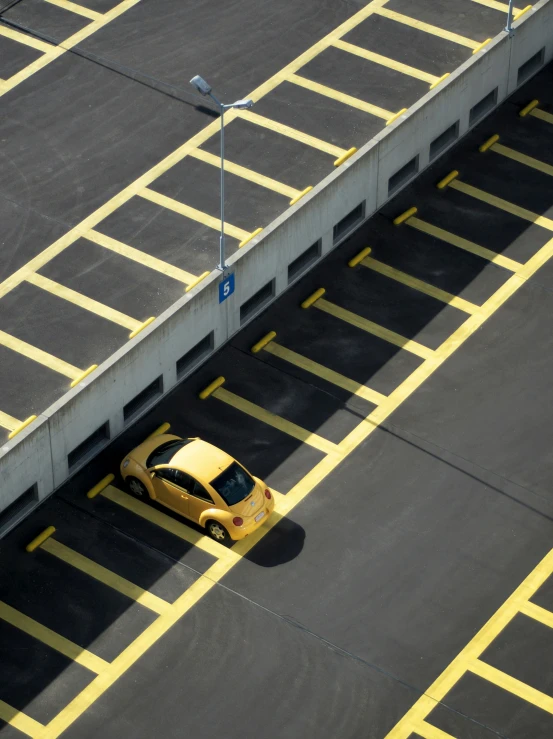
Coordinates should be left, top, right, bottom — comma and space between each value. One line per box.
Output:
120, 434, 274, 543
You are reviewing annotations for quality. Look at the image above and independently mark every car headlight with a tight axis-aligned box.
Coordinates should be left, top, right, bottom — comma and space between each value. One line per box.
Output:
122, 459, 130, 468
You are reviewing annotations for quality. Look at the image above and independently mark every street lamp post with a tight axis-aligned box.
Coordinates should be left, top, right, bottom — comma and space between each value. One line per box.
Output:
190, 75, 253, 272
505, 0, 515, 33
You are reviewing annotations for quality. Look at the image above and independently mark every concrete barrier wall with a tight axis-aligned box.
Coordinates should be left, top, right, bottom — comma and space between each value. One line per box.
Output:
1, 0, 551, 526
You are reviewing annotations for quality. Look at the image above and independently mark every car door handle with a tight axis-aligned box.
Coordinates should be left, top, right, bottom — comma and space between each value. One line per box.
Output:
181, 494, 188, 500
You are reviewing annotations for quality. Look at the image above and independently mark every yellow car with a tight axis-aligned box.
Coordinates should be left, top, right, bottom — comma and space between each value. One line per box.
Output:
120, 434, 274, 543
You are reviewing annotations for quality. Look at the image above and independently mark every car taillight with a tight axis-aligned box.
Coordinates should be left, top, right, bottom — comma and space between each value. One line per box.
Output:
264, 489, 271, 499
232, 517, 243, 527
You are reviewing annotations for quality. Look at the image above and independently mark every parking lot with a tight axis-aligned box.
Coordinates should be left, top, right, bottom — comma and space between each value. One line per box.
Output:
1, 60, 553, 737
0, 0, 531, 440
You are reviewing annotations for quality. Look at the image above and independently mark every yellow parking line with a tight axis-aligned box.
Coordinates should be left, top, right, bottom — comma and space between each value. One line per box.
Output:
0, 600, 108, 674
414, 722, 456, 739
44, 0, 102, 19
0, 25, 53, 53
86, 230, 198, 285
519, 600, 553, 629
0, 410, 20, 431
333, 39, 438, 84
42, 538, 170, 615
375, 7, 480, 49
408, 217, 522, 272
470, 659, 553, 712
315, 298, 434, 359
239, 110, 346, 158
101, 485, 237, 563
26, 272, 140, 333
0, 329, 80, 379
531, 108, 553, 125
264, 341, 387, 405
288, 73, 393, 120
140, 188, 250, 242
361, 256, 479, 313
0, 700, 44, 736
213, 386, 342, 456
450, 179, 553, 231
470, 0, 520, 11
492, 142, 553, 177
189, 148, 299, 199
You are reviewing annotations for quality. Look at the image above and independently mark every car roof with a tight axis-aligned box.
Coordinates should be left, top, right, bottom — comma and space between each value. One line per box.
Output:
172, 439, 234, 483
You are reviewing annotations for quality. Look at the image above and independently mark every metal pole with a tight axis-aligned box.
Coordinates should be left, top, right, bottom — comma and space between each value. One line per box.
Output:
505, 0, 515, 33
219, 103, 226, 271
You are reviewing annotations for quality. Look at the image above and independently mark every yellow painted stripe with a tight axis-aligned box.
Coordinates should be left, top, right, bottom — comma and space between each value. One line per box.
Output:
265, 341, 387, 405
0, 25, 53, 52
450, 179, 553, 231
36, 231, 553, 739
140, 188, 249, 241
333, 39, 438, 84
316, 298, 434, 359
470, 0, 520, 11
375, 7, 480, 49
385, 538, 553, 737
361, 256, 479, 313
0, 410, 20, 431
470, 659, 553, 713
86, 230, 197, 285
44, 0, 102, 19
531, 108, 553, 125
492, 142, 553, 177
519, 600, 553, 629
26, 272, 140, 332
101, 485, 237, 563
1, 0, 141, 98
189, 148, 299, 199
0, 329, 80, 379
42, 538, 170, 615
0, 600, 108, 673
214, 387, 341, 456
408, 217, 523, 272
415, 721, 457, 739
288, 73, 393, 119
239, 110, 346, 157
0, 699, 44, 736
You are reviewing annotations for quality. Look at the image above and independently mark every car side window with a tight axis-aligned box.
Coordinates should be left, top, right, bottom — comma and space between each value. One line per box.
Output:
191, 480, 214, 503
156, 468, 179, 485
172, 470, 193, 491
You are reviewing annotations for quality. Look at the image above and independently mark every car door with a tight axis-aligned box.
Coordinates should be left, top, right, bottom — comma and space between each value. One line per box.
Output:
150, 468, 190, 517
186, 479, 216, 524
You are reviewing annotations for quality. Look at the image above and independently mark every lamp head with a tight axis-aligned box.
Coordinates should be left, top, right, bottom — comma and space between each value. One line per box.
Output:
190, 75, 212, 96
232, 98, 254, 110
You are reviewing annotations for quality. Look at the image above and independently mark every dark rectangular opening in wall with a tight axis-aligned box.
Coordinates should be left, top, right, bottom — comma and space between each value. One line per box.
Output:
177, 332, 215, 379
388, 155, 419, 195
518, 48, 545, 85
123, 377, 163, 421
430, 121, 459, 160
333, 203, 364, 244
68, 422, 110, 470
0, 484, 39, 533
288, 241, 321, 283
469, 88, 498, 125
240, 280, 275, 324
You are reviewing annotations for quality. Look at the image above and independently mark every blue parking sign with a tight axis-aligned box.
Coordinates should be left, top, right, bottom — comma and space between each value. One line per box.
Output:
219, 273, 235, 303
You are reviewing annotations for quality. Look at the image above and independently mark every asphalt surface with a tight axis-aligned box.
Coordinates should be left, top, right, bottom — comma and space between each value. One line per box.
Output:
0, 0, 522, 438
2, 61, 553, 738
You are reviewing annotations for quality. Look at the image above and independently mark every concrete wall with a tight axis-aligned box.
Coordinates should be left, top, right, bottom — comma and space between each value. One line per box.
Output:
1, 0, 551, 526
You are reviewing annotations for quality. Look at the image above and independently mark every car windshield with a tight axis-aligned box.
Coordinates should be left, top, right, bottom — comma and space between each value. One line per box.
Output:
146, 440, 191, 468
210, 462, 255, 506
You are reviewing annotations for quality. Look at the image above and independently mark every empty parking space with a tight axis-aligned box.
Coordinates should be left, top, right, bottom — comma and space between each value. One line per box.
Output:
0, 0, 531, 435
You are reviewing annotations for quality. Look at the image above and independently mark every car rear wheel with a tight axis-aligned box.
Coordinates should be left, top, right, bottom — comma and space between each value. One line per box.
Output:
126, 476, 147, 498
206, 520, 231, 544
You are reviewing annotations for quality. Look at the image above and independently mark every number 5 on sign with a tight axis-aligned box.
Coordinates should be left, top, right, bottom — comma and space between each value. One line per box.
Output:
219, 273, 235, 303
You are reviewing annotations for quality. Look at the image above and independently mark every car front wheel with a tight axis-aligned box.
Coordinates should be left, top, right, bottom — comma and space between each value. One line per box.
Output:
126, 476, 147, 498
206, 520, 231, 544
